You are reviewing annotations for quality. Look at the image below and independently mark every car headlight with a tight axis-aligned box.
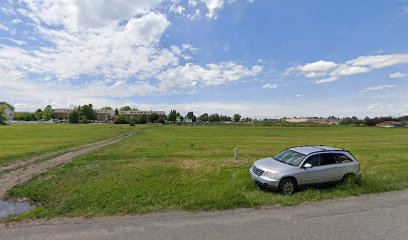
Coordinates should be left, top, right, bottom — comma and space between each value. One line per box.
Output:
264, 171, 278, 179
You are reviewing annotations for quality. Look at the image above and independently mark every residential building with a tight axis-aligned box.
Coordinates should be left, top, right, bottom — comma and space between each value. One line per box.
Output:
0, 103, 14, 121
121, 110, 166, 120
54, 108, 72, 120
376, 121, 404, 128
95, 109, 115, 122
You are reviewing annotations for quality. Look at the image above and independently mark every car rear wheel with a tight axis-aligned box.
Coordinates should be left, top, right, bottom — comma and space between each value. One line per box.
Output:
279, 178, 296, 195
342, 173, 357, 184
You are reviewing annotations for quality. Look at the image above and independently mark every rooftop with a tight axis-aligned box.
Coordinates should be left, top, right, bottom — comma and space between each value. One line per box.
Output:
290, 146, 344, 155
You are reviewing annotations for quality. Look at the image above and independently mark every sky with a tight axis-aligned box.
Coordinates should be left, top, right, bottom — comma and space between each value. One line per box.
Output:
1, 0, 408, 118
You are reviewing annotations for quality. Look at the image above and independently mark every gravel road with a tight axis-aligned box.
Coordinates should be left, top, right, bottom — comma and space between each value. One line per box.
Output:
1, 189, 407, 240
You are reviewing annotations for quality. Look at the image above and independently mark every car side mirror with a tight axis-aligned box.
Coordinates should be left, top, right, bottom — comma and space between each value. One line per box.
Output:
303, 163, 312, 169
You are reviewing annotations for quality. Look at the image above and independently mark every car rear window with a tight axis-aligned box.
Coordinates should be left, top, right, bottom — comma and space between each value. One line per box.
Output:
334, 153, 353, 163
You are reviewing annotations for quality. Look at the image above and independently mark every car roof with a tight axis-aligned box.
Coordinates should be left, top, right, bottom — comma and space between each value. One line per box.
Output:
289, 146, 344, 155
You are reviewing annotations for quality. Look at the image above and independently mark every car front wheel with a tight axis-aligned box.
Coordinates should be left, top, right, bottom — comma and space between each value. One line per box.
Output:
278, 178, 296, 195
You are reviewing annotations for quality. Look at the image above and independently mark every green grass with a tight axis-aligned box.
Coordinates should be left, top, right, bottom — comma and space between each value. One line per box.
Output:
8, 125, 408, 218
0, 124, 131, 165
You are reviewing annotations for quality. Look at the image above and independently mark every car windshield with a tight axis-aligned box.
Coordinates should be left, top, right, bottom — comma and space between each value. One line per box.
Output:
274, 150, 306, 166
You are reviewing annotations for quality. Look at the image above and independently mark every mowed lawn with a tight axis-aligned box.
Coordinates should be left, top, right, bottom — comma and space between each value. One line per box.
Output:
0, 124, 131, 165
8, 125, 408, 218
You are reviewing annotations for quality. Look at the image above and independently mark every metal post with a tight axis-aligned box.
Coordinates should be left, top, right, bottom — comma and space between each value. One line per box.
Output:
234, 148, 238, 160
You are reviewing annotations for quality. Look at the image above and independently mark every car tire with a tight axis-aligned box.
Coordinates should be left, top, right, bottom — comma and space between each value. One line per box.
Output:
278, 178, 296, 195
341, 173, 356, 184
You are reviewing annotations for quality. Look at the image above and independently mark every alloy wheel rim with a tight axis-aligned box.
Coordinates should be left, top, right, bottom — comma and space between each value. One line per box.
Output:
282, 182, 294, 194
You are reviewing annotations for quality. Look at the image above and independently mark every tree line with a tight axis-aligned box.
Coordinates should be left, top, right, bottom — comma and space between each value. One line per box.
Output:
6, 102, 407, 126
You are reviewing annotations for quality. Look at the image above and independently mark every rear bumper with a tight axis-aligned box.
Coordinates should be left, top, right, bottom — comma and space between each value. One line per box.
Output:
249, 168, 280, 190
356, 171, 362, 180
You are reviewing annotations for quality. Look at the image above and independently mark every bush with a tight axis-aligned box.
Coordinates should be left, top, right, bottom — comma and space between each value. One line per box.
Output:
114, 114, 129, 124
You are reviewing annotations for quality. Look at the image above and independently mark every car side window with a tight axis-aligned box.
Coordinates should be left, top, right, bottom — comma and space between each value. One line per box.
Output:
305, 155, 320, 167
334, 153, 353, 163
319, 153, 337, 166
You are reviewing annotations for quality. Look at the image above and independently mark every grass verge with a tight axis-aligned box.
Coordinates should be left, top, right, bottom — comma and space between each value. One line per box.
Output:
0, 124, 131, 165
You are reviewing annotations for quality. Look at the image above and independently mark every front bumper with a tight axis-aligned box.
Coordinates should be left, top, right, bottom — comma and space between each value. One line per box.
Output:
249, 167, 280, 190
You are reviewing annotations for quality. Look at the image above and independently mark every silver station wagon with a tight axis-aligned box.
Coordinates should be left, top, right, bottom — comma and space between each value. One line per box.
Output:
250, 146, 362, 195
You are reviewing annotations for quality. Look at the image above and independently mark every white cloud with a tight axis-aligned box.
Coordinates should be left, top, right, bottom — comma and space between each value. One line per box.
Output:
189, 0, 199, 7
365, 85, 396, 91
21, 0, 163, 30
366, 103, 380, 109
203, 0, 226, 19
170, 4, 186, 15
290, 53, 408, 84
158, 62, 262, 89
0, 0, 263, 109
262, 83, 277, 89
296, 60, 338, 72
0, 23, 9, 31
389, 72, 408, 79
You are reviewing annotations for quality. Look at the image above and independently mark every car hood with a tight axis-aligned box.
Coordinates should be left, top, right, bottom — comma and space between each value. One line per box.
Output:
254, 157, 294, 172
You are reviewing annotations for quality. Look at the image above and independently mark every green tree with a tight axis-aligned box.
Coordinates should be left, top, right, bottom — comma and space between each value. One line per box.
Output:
42, 105, 55, 120
186, 111, 197, 122
0, 106, 6, 124
35, 109, 43, 120
208, 113, 220, 122
68, 110, 80, 123
233, 113, 241, 122
137, 114, 147, 124
101, 106, 112, 110
148, 113, 159, 123
167, 109, 178, 122
198, 113, 209, 122
80, 104, 96, 121
120, 106, 138, 111
114, 114, 129, 124
114, 108, 119, 116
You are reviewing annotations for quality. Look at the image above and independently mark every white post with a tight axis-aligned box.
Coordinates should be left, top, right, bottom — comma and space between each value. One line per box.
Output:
234, 148, 238, 160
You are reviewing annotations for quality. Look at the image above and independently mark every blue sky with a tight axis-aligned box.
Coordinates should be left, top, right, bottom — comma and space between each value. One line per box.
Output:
1, 0, 407, 117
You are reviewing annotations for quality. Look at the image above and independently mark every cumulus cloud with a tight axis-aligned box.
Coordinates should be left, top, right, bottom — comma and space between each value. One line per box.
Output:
365, 85, 396, 91
290, 53, 408, 84
262, 83, 277, 89
158, 62, 262, 89
203, 0, 226, 19
389, 72, 408, 79
0, 0, 262, 109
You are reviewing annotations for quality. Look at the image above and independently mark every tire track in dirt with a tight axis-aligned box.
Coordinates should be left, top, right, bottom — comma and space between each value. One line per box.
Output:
0, 132, 134, 198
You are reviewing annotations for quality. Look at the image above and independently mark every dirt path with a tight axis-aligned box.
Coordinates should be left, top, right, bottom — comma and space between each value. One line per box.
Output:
0, 132, 134, 198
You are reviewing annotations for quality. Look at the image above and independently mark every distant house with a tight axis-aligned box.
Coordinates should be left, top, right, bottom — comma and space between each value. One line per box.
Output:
326, 118, 340, 125
121, 110, 166, 120
54, 108, 72, 120
284, 118, 309, 123
95, 109, 115, 122
0, 102, 14, 121
184, 118, 193, 123
376, 121, 404, 128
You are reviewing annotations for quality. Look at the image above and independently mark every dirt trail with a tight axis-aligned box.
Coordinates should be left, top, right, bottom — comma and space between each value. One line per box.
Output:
0, 133, 134, 198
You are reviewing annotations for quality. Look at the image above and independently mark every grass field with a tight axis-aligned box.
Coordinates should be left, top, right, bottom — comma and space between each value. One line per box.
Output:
0, 124, 130, 165
8, 125, 408, 219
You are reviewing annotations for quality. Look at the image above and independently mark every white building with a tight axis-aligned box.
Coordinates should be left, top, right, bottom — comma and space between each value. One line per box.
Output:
0, 103, 14, 121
